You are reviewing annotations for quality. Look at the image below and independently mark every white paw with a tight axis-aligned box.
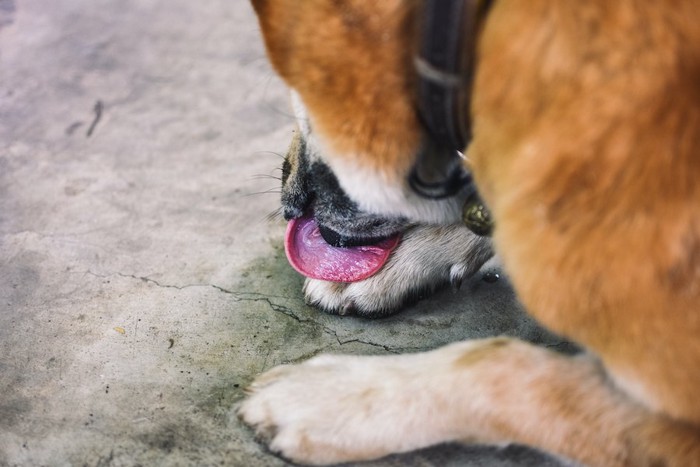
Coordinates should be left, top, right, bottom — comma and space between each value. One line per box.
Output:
238, 351, 463, 465
303, 224, 492, 317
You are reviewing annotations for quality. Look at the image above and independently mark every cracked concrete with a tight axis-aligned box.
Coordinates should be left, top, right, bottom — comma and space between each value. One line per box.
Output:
1, 1, 571, 465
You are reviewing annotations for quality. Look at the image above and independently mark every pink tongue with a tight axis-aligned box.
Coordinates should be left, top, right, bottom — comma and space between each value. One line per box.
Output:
284, 215, 400, 282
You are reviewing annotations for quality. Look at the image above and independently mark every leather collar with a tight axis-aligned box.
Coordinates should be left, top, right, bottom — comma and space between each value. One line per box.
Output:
412, 0, 494, 236
415, 0, 492, 151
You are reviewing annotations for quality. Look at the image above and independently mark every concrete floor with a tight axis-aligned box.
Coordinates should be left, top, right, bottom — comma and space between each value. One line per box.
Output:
1, 1, 572, 465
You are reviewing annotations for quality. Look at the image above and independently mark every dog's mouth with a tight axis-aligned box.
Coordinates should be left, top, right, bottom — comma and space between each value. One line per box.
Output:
284, 214, 401, 283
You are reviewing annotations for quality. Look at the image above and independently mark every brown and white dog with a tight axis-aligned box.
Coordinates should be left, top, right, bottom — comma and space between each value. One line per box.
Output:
240, 1, 700, 465
280, 127, 493, 317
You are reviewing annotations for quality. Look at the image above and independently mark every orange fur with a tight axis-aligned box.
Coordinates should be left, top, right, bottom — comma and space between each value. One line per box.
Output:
249, 0, 700, 464
251, 0, 421, 184
472, 0, 700, 422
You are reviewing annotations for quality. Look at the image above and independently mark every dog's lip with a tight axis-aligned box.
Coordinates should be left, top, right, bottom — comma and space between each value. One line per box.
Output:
317, 224, 397, 248
284, 214, 400, 283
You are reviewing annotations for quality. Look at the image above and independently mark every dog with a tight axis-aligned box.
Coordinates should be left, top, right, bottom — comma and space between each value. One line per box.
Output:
240, 0, 700, 465
281, 123, 493, 317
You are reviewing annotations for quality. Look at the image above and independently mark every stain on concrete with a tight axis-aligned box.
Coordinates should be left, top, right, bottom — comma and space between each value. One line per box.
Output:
0, 252, 41, 311
0, 394, 32, 429
0, 0, 14, 30
138, 421, 204, 454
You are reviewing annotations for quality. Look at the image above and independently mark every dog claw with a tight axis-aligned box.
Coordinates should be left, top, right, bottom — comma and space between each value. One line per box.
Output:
339, 302, 356, 316
449, 263, 468, 291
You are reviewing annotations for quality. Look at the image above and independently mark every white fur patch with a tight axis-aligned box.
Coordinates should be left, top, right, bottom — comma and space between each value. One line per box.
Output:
290, 90, 311, 136
324, 156, 466, 224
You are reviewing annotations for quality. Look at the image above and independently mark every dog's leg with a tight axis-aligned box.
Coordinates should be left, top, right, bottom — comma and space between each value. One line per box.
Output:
302, 224, 493, 316
239, 338, 700, 466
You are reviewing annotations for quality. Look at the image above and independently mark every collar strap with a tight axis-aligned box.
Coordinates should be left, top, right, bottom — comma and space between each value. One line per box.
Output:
413, 0, 495, 236
415, 0, 491, 151
408, 144, 472, 199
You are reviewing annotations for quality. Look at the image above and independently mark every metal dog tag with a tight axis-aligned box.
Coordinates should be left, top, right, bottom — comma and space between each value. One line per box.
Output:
462, 191, 493, 237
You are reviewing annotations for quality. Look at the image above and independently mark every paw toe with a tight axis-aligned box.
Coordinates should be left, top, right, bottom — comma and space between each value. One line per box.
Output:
237, 399, 274, 438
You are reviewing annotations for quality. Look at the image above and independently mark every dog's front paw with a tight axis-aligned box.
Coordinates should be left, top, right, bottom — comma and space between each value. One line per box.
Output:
303, 277, 418, 317
238, 352, 452, 465
303, 224, 492, 317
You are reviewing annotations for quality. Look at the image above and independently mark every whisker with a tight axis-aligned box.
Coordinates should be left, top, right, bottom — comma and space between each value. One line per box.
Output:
265, 207, 284, 222
242, 72, 277, 102
263, 101, 298, 120
239, 55, 272, 67
251, 174, 282, 181
244, 189, 282, 197
252, 151, 286, 160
